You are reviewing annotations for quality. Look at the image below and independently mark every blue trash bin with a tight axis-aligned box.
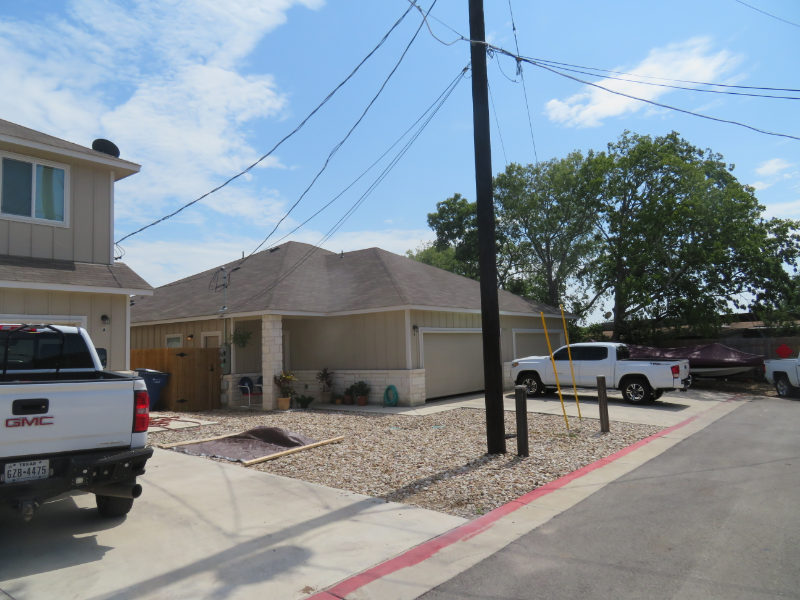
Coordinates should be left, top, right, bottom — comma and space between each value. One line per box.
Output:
135, 369, 171, 411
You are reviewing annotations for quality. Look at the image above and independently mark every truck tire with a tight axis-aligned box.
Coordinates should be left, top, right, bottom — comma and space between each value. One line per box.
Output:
775, 375, 799, 398
517, 372, 545, 396
622, 377, 653, 404
653, 389, 664, 400
96, 495, 134, 518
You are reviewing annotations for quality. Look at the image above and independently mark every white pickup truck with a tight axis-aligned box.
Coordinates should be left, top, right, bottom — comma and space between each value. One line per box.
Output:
510, 342, 691, 404
764, 358, 800, 397
1, 324, 152, 521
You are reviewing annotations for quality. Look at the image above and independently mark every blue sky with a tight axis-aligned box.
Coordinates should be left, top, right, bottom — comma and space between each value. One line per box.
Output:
2, 0, 799, 313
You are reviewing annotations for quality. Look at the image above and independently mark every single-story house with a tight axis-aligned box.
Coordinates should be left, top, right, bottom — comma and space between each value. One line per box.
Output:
130, 241, 573, 407
0, 118, 153, 370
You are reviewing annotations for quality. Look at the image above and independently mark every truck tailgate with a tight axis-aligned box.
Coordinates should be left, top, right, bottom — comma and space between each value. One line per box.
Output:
1, 380, 135, 458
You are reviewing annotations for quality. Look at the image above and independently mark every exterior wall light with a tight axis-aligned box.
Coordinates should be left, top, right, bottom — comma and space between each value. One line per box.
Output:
100, 315, 110, 325
413, 325, 419, 336
187, 334, 194, 341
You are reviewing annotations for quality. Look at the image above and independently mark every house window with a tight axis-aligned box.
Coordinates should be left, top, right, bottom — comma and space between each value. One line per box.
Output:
165, 334, 182, 348
0, 151, 68, 225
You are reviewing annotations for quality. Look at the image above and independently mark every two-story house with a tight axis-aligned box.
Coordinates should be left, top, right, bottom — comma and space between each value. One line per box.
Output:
0, 119, 153, 370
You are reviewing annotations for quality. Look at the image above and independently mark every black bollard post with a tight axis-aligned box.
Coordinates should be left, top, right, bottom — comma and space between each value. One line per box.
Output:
597, 376, 610, 433
515, 385, 529, 457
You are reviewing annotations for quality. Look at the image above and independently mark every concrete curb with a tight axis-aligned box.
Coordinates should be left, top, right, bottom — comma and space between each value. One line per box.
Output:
308, 395, 748, 600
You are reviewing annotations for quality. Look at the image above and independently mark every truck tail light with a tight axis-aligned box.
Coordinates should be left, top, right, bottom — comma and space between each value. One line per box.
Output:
133, 390, 150, 433
671, 365, 680, 376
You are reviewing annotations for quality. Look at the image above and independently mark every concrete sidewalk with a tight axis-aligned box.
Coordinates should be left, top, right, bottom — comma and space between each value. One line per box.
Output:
313, 388, 725, 427
422, 396, 800, 600
0, 449, 464, 600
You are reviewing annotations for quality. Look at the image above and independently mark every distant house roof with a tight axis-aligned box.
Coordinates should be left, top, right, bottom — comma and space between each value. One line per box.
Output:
0, 254, 153, 295
131, 241, 572, 324
0, 119, 140, 180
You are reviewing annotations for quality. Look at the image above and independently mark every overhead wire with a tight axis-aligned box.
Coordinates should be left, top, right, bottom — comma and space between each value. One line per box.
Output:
487, 80, 508, 165
732, 0, 800, 28
114, 3, 414, 248
225, 66, 468, 314
406, 2, 800, 142
232, 0, 438, 271
507, 0, 539, 163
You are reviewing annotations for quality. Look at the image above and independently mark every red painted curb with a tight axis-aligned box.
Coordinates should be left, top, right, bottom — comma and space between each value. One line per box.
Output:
310, 406, 715, 600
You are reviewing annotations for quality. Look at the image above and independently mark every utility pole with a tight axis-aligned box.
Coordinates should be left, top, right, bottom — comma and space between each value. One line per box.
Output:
469, 0, 506, 454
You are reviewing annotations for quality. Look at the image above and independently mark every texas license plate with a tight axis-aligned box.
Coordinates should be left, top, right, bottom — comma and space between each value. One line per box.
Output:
4, 460, 49, 483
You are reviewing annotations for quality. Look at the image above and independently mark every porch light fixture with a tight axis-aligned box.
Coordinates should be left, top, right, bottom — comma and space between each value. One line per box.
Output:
413, 325, 419, 336
187, 334, 194, 341
100, 315, 110, 325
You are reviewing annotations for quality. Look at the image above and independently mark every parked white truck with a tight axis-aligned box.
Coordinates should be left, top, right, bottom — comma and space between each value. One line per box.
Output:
511, 342, 691, 404
1, 324, 153, 521
764, 358, 800, 397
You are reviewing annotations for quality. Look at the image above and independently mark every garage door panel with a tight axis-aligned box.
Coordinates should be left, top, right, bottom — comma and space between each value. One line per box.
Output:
424, 333, 484, 399
515, 333, 550, 359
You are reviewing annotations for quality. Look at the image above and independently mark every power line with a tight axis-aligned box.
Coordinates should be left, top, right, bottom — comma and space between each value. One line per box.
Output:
507, 0, 538, 163
732, 0, 800, 28
225, 67, 468, 314
529, 61, 800, 100
487, 80, 508, 165
525, 58, 800, 142
114, 3, 414, 247
233, 0, 437, 271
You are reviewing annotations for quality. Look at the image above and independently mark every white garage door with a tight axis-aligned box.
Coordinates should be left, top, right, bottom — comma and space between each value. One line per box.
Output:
423, 333, 485, 399
514, 333, 551, 359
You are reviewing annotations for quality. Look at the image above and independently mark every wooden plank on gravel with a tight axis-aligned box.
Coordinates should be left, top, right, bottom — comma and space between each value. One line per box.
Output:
242, 436, 345, 466
159, 433, 235, 448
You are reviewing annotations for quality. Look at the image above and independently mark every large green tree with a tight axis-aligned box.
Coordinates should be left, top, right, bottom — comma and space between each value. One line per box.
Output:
592, 131, 800, 341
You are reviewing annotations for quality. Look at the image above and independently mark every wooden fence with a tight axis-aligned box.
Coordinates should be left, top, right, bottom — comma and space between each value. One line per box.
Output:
130, 348, 221, 412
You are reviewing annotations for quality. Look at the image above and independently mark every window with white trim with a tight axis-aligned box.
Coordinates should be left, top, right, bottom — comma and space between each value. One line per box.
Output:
0, 151, 69, 225
165, 334, 183, 348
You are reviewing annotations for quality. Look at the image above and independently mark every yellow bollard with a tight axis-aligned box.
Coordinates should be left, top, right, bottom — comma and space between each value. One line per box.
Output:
541, 312, 570, 431
560, 304, 582, 420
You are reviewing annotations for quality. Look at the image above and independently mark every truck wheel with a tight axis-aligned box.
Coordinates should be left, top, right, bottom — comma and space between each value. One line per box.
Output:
96, 495, 134, 518
775, 375, 798, 398
623, 377, 653, 404
518, 373, 545, 396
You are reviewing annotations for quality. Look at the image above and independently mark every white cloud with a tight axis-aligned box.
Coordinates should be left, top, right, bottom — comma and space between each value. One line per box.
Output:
762, 199, 800, 220
0, 0, 322, 224
544, 38, 742, 128
750, 181, 773, 191
756, 158, 794, 176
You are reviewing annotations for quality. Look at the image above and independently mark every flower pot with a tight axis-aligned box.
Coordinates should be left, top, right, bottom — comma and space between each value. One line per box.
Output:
357, 395, 368, 406
277, 397, 291, 411
320, 391, 332, 404
343, 394, 354, 405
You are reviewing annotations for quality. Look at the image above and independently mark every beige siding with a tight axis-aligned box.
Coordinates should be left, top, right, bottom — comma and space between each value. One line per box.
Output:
232, 319, 261, 373
0, 146, 114, 265
283, 311, 406, 371
0, 289, 128, 370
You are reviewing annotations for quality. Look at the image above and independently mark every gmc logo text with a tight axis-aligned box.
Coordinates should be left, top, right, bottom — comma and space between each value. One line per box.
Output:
5, 417, 54, 427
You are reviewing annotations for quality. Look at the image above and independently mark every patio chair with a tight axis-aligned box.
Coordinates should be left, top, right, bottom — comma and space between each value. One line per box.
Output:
238, 376, 254, 408
254, 376, 264, 395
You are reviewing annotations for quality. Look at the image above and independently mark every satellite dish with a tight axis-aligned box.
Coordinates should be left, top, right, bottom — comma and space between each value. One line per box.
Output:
604, 312, 613, 320
92, 139, 120, 158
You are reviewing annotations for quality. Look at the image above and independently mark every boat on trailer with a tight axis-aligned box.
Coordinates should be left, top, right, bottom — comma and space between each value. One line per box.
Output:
627, 343, 764, 379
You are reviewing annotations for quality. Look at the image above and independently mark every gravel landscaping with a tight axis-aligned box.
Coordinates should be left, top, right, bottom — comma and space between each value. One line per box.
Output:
148, 408, 661, 519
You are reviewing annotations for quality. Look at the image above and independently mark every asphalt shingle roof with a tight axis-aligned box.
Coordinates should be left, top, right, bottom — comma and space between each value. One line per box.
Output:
0, 254, 153, 292
131, 241, 569, 323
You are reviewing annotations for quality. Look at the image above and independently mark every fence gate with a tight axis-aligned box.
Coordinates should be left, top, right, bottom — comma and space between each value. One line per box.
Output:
130, 348, 221, 412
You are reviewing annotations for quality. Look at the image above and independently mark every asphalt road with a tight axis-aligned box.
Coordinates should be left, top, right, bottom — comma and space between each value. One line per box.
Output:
422, 397, 800, 600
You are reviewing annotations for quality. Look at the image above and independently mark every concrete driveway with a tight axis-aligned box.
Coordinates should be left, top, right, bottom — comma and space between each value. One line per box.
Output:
0, 449, 464, 600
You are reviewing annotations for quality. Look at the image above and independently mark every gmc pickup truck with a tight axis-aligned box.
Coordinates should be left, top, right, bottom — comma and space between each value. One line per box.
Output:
511, 342, 690, 404
764, 358, 800, 398
1, 324, 152, 521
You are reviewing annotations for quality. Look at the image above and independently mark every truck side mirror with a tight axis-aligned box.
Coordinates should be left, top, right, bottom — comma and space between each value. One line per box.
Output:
96, 348, 108, 368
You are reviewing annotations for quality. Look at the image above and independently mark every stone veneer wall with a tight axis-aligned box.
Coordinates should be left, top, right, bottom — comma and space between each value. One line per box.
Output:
261, 314, 284, 411
290, 369, 426, 407
503, 362, 515, 391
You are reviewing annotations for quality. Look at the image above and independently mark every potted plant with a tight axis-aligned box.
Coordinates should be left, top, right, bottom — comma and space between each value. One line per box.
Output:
332, 393, 343, 405
273, 371, 296, 411
352, 380, 370, 406
231, 328, 252, 348
343, 385, 354, 405
295, 395, 314, 409
316, 367, 335, 403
